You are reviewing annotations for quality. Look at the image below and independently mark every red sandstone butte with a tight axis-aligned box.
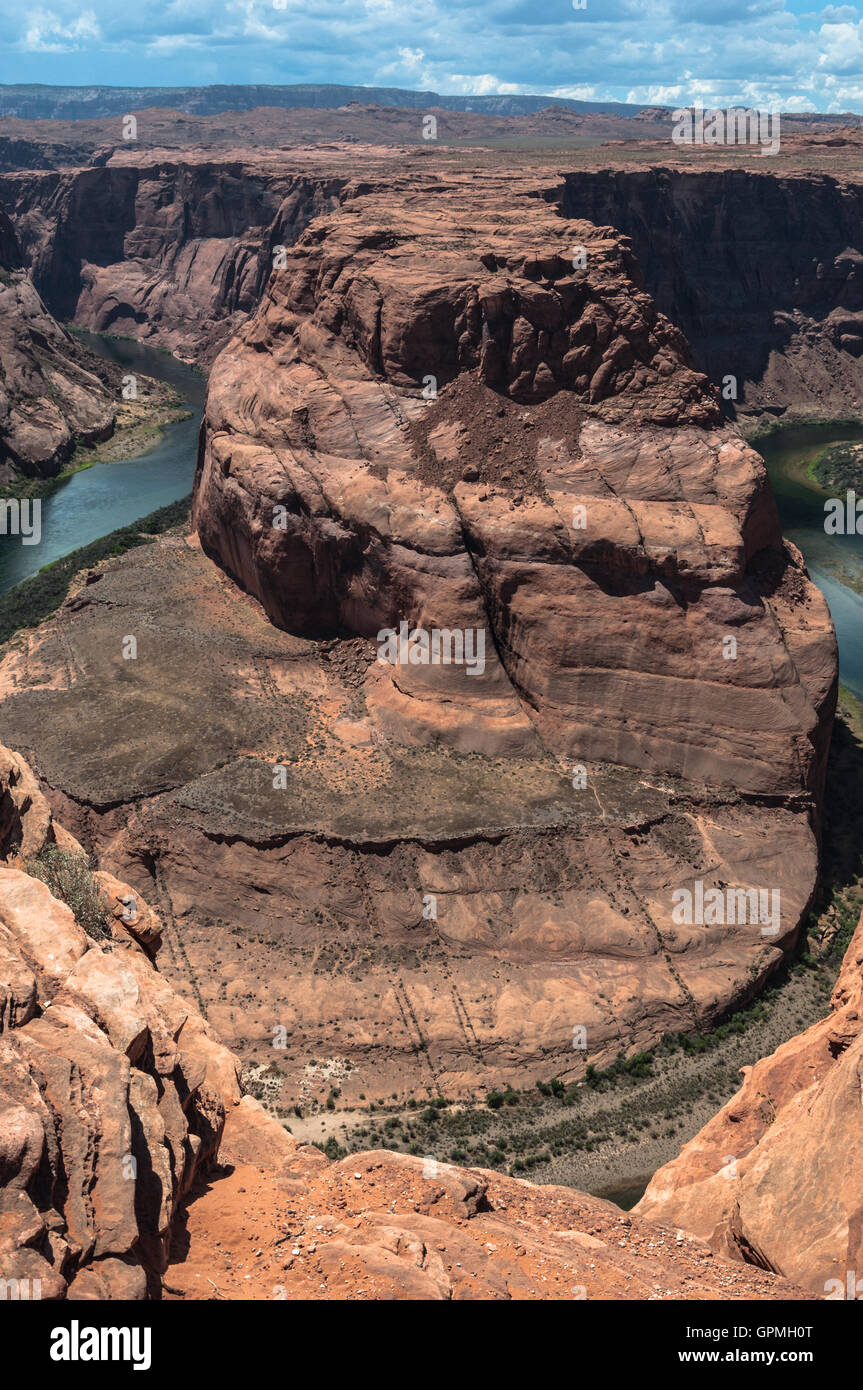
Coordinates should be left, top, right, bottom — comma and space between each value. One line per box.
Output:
193, 175, 836, 799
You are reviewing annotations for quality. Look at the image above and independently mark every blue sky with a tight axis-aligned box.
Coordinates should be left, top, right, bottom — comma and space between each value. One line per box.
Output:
4, 0, 863, 112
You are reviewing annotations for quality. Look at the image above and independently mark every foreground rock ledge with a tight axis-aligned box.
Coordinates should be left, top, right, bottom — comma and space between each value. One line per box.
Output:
635, 910, 863, 1298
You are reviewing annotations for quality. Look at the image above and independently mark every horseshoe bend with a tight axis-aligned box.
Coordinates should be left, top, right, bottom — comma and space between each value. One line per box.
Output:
0, 170, 837, 1090
0, 113, 861, 1310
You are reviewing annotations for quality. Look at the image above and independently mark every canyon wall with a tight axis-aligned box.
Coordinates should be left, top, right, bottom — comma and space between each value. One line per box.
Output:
8, 147, 863, 417
0, 200, 21, 268
0, 158, 347, 363
559, 168, 863, 419
0, 201, 116, 482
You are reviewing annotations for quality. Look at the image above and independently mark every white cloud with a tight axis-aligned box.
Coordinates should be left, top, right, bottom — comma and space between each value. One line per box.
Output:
817, 17, 863, 70
8, 0, 863, 112
22, 8, 101, 53
442, 73, 519, 95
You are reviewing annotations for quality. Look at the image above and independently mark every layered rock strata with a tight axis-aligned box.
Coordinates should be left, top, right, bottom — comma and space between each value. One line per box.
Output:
0, 159, 347, 363
0, 178, 836, 1104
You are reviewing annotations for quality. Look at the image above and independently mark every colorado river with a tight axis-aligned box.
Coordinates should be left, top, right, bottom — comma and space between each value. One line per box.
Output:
0, 333, 204, 594
756, 422, 863, 701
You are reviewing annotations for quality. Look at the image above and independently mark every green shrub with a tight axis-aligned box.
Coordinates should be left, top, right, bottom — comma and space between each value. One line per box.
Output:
26, 843, 112, 941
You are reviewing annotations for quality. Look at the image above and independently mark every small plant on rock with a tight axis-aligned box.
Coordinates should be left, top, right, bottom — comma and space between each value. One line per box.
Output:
26, 843, 112, 942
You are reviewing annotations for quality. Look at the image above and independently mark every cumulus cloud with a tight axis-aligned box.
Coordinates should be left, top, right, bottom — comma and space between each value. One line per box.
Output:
22, 8, 101, 53
3, 0, 863, 111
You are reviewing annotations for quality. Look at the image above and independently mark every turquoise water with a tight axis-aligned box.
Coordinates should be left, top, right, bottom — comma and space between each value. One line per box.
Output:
756, 422, 863, 701
0, 334, 204, 594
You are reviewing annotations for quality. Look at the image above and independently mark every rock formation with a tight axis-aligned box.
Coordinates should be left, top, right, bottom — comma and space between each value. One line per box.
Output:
0, 202, 116, 482
635, 908, 863, 1297
0, 174, 836, 1106
194, 176, 835, 796
0, 158, 347, 363
0, 746, 247, 1297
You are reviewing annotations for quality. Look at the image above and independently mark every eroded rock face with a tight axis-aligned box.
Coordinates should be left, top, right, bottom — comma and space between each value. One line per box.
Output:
0, 202, 116, 482
0, 160, 347, 363
559, 168, 863, 420
193, 177, 836, 799
0, 751, 242, 1299
0, 202, 21, 268
635, 909, 863, 1297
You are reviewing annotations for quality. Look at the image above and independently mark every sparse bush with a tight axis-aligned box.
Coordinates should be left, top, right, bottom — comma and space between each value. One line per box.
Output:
26, 843, 112, 942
